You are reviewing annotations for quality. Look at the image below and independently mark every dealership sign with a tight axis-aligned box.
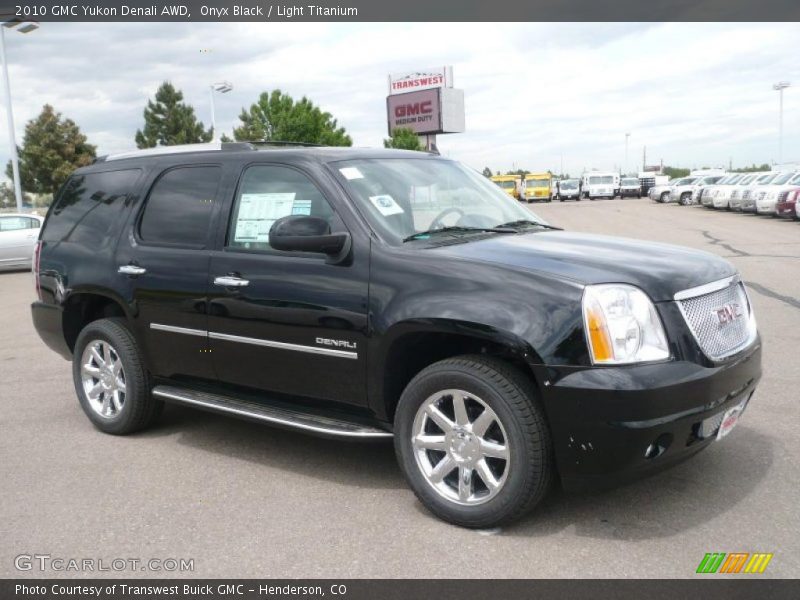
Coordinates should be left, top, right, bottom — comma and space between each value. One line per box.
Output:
386, 88, 465, 135
388, 66, 453, 95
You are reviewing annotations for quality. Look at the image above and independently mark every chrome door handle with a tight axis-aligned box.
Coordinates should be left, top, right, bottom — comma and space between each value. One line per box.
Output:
214, 275, 249, 288
118, 265, 147, 276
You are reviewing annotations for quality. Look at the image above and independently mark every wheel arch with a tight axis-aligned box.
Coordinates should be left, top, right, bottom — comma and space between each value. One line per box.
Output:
370, 318, 545, 423
62, 289, 133, 353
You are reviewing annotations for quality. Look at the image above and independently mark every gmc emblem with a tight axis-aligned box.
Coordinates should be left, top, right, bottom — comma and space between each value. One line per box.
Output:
395, 101, 433, 118
714, 302, 743, 326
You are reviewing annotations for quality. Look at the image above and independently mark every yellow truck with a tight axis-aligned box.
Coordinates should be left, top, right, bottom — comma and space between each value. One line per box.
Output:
490, 174, 521, 200
522, 173, 553, 203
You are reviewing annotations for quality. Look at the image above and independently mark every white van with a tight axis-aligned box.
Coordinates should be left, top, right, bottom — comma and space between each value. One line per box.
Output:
582, 172, 618, 200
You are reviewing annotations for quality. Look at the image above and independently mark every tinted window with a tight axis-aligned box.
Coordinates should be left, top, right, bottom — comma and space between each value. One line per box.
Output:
42, 169, 140, 246
140, 166, 221, 247
227, 165, 334, 253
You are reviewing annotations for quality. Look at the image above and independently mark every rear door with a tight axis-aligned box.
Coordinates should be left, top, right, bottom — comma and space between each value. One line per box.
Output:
206, 162, 369, 407
115, 163, 231, 383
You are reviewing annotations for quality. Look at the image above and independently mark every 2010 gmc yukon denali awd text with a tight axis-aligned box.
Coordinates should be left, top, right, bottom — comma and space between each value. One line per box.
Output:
31, 143, 762, 528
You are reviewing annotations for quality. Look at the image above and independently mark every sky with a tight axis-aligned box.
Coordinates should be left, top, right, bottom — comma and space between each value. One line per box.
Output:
1, 21, 799, 178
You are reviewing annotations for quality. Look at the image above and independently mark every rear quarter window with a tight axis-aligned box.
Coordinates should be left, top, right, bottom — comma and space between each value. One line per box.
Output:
42, 169, 141, 247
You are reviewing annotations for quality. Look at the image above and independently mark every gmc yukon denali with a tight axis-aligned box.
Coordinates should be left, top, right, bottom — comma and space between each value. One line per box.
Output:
31, 143, 762, 528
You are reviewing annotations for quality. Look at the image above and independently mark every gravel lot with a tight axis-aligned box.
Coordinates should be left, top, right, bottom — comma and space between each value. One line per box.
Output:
1, 198, 798, 578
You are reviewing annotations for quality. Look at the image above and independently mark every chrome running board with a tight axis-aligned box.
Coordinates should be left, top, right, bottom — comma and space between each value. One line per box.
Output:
152, 385, 393, 439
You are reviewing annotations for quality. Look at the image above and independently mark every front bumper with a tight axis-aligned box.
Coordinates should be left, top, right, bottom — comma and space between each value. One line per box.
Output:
776, 201, 797, 218
537, 339, 762, 491
755, 200, 777, 215
620, 189, 640, 197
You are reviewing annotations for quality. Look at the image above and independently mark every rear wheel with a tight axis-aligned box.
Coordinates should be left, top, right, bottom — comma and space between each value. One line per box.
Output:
394, 355, 552, 528
73, 318, 163, 435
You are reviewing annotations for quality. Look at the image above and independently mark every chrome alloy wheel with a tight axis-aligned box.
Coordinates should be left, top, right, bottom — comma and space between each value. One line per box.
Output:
80, 340, 126, 418
411, 389, 510, 506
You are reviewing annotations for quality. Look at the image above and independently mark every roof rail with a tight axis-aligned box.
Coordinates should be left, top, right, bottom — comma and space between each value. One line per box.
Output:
243, 140, 323, 147
99, 142, 260, 162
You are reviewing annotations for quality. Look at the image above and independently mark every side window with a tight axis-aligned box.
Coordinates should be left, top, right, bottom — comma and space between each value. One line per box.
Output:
42, 169, 141, 246
139, 166, 221, 247
227, 165, 335, 253
28, 218, 41, 229
0, 217, 28, 231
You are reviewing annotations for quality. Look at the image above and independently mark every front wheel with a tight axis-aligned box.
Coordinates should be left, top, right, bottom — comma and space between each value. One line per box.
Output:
73, 318, 163, 435
394, 355, 552, 528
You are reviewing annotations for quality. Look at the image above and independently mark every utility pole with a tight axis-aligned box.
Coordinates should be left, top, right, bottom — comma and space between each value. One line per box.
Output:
624, 132, 630, 175
773, 81, 791, 164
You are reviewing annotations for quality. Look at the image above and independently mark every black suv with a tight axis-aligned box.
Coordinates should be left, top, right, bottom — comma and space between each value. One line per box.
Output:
32, 143, 762, 528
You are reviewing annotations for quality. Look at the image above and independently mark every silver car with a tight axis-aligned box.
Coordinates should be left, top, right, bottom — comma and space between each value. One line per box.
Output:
0, 213, 43, 271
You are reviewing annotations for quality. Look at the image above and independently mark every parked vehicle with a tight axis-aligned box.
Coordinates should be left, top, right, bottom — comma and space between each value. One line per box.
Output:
557, 178, 581, 201
490, 174, 521, 200
755, 171, 800, 215
31, 143, 762, 529
649, 179, 680, 203
582, 172, 618, 199
685, 174, 729, 205
521, 172, 552, 203
639, 172, 670, 197
741, 172, 784, 213
776, 187, 800, 219
0, 213, 43, 271
619, 177, 641, 198
728, 173, 770, 211
703, 174, 745, 208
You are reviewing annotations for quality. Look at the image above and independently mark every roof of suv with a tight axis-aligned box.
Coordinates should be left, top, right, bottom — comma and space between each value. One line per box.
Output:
81, 142, 437, 174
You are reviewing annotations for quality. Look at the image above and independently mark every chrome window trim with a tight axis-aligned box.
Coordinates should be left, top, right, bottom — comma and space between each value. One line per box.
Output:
208, 331, 358, 360
673, 275, 739, 301
150, 323, 207, 337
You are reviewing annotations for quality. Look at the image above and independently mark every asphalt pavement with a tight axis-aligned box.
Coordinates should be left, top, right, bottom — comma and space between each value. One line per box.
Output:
1, 198, 798, 578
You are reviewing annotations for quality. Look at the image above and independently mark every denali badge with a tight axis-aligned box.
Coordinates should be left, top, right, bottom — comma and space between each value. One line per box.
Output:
316, 337, 357, 350
714, 303, 743, 326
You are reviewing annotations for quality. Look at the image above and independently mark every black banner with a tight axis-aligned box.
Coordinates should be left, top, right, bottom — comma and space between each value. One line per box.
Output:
3, 0, 800, 22
3, 579, 800, 600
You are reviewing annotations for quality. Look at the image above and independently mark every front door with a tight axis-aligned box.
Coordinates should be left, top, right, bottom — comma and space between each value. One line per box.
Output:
207, 163, 369, 407
116, 163, 228, 383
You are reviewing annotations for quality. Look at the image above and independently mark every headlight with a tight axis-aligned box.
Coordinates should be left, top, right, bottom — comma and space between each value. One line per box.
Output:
582, 284, 670, 365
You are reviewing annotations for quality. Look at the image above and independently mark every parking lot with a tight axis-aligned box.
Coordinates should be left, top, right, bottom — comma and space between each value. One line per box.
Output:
1, 197, 798, 579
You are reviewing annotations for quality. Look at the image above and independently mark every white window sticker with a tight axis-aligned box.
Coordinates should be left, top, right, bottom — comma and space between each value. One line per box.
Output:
339, 167, 364, 180
369, 194, 404, 216
234, 193, 297, 242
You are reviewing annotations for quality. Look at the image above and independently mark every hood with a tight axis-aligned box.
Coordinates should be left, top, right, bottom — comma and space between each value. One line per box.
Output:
431, 230, 735, 302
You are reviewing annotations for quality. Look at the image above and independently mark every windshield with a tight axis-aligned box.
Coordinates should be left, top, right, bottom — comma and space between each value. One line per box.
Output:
702, 176, 722, 184
788, 173, 800, 185
588, 176, 614, 184
560, 180, 578, 189
621, 178, 639, 185
770, 172, 795, 185
333, 158, 546, 245
675, 177, 698, 186
737, 175, 755, 185
494, 180, 517, 189
526, 178, 549, 188
722, 174, 742, 184
757, 173, 780, 185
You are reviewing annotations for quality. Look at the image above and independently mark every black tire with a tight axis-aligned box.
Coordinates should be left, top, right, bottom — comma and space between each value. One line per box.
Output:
659, 192, 669, 203
72, 317, 163, 435
394, 355, 552, 528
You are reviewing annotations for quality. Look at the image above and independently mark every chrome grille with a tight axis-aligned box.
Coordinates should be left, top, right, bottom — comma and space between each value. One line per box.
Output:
731, 190, 740, 200
677, 280, 754, 360
742, 190, 752, 200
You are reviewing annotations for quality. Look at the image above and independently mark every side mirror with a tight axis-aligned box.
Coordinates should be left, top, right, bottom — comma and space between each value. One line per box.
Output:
269, 215, 351, 262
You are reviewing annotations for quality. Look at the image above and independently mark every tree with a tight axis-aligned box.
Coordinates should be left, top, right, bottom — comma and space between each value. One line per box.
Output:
662, 166, 690, 179
135, 82, 213, 148
731, 163, 771, 173
384, 128, 424, 151
481, 167, 492, 178
233, 90, 351, 146
5, 104, 96, 198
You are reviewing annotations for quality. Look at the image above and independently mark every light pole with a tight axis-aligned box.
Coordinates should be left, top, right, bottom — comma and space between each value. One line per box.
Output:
1, 19, 39, 212
209, 81, 233, 141
773, 81, 790, 164
624, 132, 630, 175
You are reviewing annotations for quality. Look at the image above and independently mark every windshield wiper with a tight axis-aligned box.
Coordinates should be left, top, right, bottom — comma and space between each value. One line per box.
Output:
495, 219, 563, 231
403, 226, 516, 243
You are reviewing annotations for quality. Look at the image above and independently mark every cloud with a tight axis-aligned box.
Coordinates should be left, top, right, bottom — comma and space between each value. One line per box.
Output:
0, 22, 798, 180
